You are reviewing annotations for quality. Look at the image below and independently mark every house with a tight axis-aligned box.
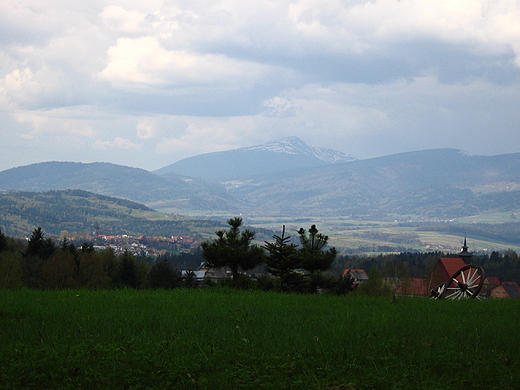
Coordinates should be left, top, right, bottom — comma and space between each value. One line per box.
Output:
180, 262, 232, 286
342, 269, 369, 285
491, 282, 520, 298
481, 277, 501, 298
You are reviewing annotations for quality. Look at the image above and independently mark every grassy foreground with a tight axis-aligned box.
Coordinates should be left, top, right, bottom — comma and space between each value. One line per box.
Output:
1, 289, 519, 390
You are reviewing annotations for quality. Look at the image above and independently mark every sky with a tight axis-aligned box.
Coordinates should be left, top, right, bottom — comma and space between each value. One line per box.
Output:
2, 0, 520, 172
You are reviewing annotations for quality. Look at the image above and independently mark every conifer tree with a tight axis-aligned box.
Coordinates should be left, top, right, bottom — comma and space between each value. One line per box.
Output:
263, 225, 304, 291
201, 217, 265, 281
0, 229, 7, 253
296, 224, 337, 274
26, 227, 56, 261
117, 250, 140, 288
148, 260, 182, 289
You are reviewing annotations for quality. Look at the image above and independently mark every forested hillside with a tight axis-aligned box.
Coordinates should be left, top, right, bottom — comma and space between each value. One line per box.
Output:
0, 161, 239, 213
0, 190, 224, 237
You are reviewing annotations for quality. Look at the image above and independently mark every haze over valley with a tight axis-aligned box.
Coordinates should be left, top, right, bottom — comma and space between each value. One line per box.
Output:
2, 137, 520, 253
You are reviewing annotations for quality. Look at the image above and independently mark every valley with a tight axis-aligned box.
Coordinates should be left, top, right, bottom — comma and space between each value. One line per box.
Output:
2, 137, 520, 253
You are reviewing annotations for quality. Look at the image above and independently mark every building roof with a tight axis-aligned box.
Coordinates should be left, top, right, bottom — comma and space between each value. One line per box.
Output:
342, 269, 369, 282
502, 282, 520, 298
437, 257, 467, 278
502, 281, 520, 289
485, 277, 501, 287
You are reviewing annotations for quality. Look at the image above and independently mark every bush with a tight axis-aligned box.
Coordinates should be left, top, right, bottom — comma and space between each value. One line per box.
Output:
356, 267, 392, 297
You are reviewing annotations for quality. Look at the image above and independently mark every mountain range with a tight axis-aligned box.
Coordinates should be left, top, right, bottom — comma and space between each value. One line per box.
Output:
2, 137, 520, 219
154, 136, 356, 181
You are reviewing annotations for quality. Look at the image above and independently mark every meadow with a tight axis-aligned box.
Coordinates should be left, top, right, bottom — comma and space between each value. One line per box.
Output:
1, 288, 519, 390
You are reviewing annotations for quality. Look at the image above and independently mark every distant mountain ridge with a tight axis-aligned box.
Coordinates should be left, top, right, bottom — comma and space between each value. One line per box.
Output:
154, 136, 356, 180
226, 148, 520, 217
2, 144, 520, 220
0, 161, 240, 213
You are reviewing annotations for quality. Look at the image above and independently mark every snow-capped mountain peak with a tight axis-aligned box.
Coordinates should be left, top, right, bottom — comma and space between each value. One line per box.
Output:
243, 136, 357, 164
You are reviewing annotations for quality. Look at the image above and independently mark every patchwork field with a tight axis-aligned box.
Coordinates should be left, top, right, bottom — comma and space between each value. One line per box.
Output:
1, 288, 519, 389
250, 215, 520, 254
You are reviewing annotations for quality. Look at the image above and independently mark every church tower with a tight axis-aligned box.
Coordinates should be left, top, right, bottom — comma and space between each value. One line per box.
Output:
458, 235, 473, 263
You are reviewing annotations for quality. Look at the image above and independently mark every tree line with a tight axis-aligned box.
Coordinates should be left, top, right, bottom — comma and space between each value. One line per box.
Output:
0, 220, 352, 294
0, 227, 200, 290
201, 218, 348, 293
3, 220, 519, 293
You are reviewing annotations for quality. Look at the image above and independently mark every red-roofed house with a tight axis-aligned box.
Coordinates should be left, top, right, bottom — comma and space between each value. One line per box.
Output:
492, 282, 520, 298
482, 277, 501, 298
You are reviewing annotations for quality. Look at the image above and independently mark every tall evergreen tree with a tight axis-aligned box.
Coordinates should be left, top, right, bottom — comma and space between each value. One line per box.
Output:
118, 250, 140, 288
201, 217, 265, 281
148, 260, 182, 289
297, 225, 337, 274
26, 227, 57, 261
263, 225, 303, 291
0, 229, 7, 253
22, 227, 57, 288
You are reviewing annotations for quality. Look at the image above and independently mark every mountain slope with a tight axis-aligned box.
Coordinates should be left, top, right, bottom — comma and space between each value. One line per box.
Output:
0, 161, 240, 213
2, 148, 520, 220
228, 149, 520, 217
0, 189, 225, 236
154, 136, 356, 181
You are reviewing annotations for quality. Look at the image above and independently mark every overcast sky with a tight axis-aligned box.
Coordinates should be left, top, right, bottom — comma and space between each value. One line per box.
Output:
2, 0, 520, 172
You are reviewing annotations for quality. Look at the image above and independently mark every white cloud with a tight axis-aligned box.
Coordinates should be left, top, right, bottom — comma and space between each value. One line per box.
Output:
136, 117, 159, 139
93, 139, 113, 150
98, 35, 278, 90
262, 97, 300, 118
94, 137, 141, 150
0, 68, 42, 109
2, 0, 520, 172
114, 136, 141, 149
100, 6, 151, 35
156, 120, 243, 154
13, 110, 97, 139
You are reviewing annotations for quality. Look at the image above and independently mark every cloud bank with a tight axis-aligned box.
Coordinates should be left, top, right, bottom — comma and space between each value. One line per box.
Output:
1, 0, 520, 171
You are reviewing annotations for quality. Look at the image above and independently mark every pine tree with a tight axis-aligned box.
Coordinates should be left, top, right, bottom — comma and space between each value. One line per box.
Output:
148, 260, 182, 289
263, 226, 304, 291
297, 224, 337, 274
0, 229, 7, 253
117, 250, 140, 288
201, 217, 265, 281
26, 227, 56, 261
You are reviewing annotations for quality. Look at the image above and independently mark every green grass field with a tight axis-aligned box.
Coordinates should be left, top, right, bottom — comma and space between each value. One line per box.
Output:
1, 289, 519, 389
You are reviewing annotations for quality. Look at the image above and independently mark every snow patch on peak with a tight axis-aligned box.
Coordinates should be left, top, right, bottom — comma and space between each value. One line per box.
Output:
458, 149, 474, 157
243, 137, 313, 155
243, 137, 356, 164
314, 147, 357, 164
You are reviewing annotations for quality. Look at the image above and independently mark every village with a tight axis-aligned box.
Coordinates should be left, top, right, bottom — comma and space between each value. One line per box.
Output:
344, 239, 520, 299
92, 232, 520, 298
88, 233, 198, 257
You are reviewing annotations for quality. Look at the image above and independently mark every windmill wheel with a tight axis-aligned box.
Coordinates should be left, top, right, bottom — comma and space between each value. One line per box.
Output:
442, 264, 485, 300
